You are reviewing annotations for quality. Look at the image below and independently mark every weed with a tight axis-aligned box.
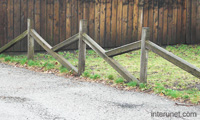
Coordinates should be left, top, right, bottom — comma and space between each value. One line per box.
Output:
127, 81, 138, 87
4, 56, 12, 62
19, 58, 27, 65
27, 60, 39, 66
87, 50, 95, 55
108, 74, 114, 80
59, 66, 68, 73
45, 63, 55, 70
168, 90, 180, 98
0, 54, 6, 58
154, 83, 165, 93
58, 52, 64, 55
114, 78, 124, 84
139, 83, 147, 89
82, 71, 90, 77
90, 74, 101, 79
182, 95, 189, 99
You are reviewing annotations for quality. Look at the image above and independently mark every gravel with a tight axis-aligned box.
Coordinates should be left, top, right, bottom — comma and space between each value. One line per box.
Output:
0, 63, 199, 120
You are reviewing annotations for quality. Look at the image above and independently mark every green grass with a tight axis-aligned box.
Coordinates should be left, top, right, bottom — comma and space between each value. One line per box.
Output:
0, 44, 200, 104
114, 78, 124, 84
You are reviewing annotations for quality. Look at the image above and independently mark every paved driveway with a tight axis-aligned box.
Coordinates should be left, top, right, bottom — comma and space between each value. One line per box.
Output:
0, 63, 199, 120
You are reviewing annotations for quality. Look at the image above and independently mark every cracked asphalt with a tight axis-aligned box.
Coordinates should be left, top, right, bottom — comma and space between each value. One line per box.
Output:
0, 63, 199, 120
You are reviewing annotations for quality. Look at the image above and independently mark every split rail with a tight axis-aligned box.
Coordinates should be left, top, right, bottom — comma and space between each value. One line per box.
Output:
0, 19, 199, 83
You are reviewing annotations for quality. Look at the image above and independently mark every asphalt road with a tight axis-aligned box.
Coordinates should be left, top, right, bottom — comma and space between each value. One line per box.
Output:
0, 63, 199, 120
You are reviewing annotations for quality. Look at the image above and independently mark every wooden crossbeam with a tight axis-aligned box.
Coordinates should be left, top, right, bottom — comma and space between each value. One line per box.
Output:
30, 29, 78, 74
105, 41, 141, 57
146, 41, 200, 79
82, 33, 139, 83
0, 30, 28, 53
51, 33, 79, 51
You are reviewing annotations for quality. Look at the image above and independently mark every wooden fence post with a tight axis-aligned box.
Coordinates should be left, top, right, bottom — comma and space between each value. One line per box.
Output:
27, 19, 34, 60
140, 27, 150, 83
78, 20, 87, 75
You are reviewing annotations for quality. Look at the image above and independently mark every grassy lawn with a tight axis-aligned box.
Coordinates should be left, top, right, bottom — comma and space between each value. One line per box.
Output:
0, 44, 200, 104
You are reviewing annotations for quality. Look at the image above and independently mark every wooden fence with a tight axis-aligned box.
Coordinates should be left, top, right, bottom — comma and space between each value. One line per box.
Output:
0, 0, 200, 52
0, 19, 200, 82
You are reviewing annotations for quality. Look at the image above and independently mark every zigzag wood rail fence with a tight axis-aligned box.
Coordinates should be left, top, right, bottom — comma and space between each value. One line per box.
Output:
0, 19, 200, 83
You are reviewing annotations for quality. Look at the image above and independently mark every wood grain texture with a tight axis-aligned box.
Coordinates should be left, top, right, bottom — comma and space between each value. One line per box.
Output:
59, 0, 66, 42
116, 0, 123, 46
0, 30, 27, 53
13, 0, 21, 51
111, 0, 117, 47
46, 0, 54, 46
21, 0, 28, 51
168, 0, 173, 45
78, 20, 87, 75
186, 0, 191, 44
133, 0, 138, 42
153, 0, 158, 43
52, 34, 79, 52
171, 0, 177, 44
0, 0, 199, 52
27, 19, 34, 60
106, 0, 112, 47
40, 0, 47, 45
158, 0, 164, 45
95, 0, 100, 44
140, 27, 150, 83
197, 0, 200, 42
100, 0, 106, 47
54, 0, 60, 46
191, 0, 197, 44
181, 0, 186, 44
127, 0, 134, 44
162, 0, 168, 45
105, 41, 141, 57
7, 0, 14, 51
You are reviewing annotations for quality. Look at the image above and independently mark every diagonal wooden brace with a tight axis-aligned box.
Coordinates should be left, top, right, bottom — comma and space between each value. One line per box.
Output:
30, 29, 78, 75
82, 33, 139, 83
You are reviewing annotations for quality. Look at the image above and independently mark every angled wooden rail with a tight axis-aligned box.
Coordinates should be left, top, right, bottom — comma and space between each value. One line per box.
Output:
82, 33, 139, 83
0, 19, 199, 84
0, 30, 28, 54
146, 41, 200, 79
30, 29, 78, 74
52, 33, 79, 51
105, 41, 141, 57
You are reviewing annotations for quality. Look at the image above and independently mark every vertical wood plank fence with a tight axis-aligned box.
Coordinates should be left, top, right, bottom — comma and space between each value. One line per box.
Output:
0, 0, 200, 52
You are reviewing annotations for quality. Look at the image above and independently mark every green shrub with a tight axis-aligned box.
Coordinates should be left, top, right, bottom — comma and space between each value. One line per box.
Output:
114, 78, 124, 84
